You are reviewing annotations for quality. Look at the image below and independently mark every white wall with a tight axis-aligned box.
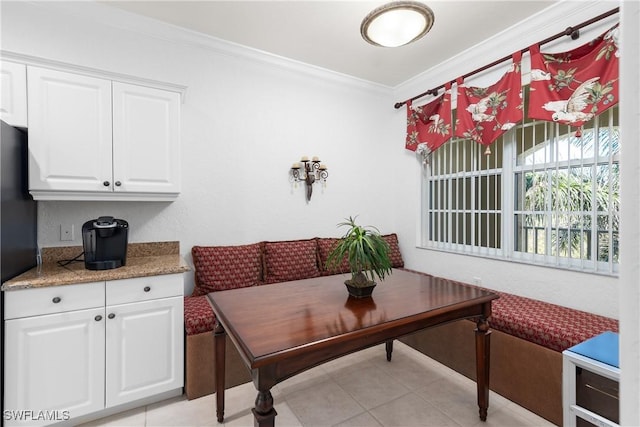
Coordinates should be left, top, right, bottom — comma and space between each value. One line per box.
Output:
619, 1, 640, 424
1, 1, 398, 295
391, 1, 621, 319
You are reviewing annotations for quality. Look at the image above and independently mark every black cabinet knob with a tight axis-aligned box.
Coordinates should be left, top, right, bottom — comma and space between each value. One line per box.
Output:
144, 286, 151, 292
52, 297, 61, 303
103, 181, 110, 187
95, 315, 103, 321
108, 313, 115, 319
115, 181, 122, 187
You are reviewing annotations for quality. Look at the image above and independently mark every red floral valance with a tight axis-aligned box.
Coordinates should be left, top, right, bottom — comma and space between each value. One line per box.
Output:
455, 51, 523, 147
528, 25, 619, 129
404, 22, 620, 156
405, 83, 453, 154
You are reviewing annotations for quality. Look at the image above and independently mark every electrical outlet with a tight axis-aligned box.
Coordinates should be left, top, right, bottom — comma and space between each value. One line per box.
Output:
60, 224, 74, 241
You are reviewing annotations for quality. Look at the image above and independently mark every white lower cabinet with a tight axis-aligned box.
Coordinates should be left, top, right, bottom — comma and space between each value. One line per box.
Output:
3, 275, 184, 426
4, 307, 106, 425
105, 296, 183, 407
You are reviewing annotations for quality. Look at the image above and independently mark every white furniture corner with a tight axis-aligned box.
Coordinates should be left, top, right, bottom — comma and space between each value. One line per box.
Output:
1, 60, 28, 127
562, 332, 620, 427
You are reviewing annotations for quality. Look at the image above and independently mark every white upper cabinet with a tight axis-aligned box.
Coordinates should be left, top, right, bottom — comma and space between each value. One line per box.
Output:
112, 82, 181, 195
27, 66, 181, 201
1, 60, 28, 127
27, 67, 113, 195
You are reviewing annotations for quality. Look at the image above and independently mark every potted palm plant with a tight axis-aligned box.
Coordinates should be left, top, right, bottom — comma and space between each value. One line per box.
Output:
326, 216, 393, 298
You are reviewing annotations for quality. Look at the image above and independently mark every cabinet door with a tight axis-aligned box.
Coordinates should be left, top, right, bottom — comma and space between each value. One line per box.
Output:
1, 61, 27, 127
112, 82, 181, 195
4, 308, 106, 426
105, 296, 184, 407
27, 66, 113, 193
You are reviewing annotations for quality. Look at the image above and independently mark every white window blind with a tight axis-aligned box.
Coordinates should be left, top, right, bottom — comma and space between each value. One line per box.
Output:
422, 96, 619, 275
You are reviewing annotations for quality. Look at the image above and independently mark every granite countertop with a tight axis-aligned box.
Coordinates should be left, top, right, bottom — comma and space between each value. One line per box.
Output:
2, 241, 191, 291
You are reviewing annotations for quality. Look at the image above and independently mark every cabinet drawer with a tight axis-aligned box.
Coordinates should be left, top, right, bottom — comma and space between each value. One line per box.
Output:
576, 368, 619, 426
106, 274, 183, 305
4, 282, 105, 320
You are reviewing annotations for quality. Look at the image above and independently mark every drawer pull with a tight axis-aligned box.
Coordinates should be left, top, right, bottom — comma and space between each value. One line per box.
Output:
108, 313, 115, 319
52, 297, 61, 304
95, 315, 103, 321
103, 181, 110, 187
144, 286, 151, 292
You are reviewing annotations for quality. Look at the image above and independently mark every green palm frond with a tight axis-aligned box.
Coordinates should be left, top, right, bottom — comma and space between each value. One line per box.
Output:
326, 216, 392, 286
523, 168, 619, 257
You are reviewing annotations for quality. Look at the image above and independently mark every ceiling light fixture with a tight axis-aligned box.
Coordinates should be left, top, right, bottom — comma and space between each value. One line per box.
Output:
361, 1, 435, 48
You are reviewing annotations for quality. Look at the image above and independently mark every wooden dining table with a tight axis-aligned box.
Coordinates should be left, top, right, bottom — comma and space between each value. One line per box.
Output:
207, 268, 499, 426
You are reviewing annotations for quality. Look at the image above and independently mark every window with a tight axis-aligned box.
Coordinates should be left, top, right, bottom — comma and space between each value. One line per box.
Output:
423, 135, 504, 255
422, 92, 619, 275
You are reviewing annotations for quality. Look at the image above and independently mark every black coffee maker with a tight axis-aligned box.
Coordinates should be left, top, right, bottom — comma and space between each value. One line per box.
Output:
82, 216, 129, 270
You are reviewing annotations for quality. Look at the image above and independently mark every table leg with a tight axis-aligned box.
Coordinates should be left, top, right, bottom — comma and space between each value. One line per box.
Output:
214, 322, 226, 423
385, 340, 394, 361
475, 317, 491, 422
252, 389, 277, 427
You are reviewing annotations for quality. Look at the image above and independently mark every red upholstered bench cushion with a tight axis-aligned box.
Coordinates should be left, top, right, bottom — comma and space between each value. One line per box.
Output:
184, 295, 216, 336
400, 268, 618, 352
490, 291, 619, 352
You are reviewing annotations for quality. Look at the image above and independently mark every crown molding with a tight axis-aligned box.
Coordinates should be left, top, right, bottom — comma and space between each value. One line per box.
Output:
1, 50, 188, 103
32, 1, 392, 97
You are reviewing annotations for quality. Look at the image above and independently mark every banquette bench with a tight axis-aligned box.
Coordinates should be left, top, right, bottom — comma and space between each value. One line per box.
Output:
183, 236, 618, 426
398, 269, 618, 426
183, 235, 405, 401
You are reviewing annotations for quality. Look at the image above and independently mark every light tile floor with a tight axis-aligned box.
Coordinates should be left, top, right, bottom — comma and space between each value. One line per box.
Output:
80, 342, 556, 427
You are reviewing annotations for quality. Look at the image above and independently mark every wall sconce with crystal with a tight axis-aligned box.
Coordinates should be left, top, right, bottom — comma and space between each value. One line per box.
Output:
290, 156, 328, 202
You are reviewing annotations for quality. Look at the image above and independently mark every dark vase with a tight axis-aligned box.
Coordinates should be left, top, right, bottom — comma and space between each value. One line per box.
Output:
345, 281, 376, 298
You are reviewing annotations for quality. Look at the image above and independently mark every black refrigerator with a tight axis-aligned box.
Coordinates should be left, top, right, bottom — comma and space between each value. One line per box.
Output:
0, 120, 38, 424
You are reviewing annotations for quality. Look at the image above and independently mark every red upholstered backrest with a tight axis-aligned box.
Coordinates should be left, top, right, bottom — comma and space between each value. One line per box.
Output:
186, 237, 406, 334
191, 243, 262, 296
382, 233, 404, 268
263, 239, 320, 284
317, 237, 350, 275
190, 235, 403, 293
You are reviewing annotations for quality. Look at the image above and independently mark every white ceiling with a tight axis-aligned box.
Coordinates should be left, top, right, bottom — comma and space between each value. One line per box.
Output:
101, 1, 557, 87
